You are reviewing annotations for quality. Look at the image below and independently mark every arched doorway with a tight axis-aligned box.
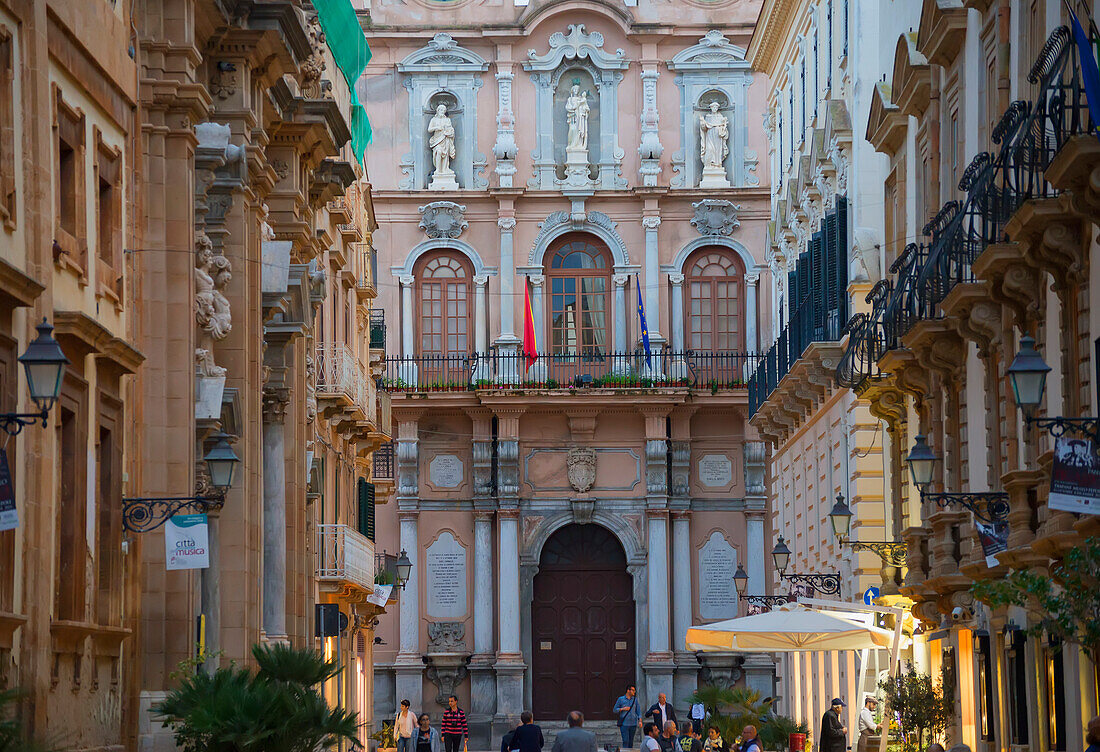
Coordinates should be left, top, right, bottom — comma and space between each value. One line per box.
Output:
531, 524, 635, 721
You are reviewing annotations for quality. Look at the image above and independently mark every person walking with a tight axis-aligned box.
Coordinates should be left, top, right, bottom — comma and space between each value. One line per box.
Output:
414, 714, 443, 752
646, 693, 677, 729
395, 700, 418, 752
551, 711, 597, 752
441, 695, 468, 752
857, 696, 881, 751
614, 685, 643, 747
734, 725, 761, 752
641, 722, 662, 752
819, 698, 847, 752
510, 712, 545, 752
502, 722, 521, 752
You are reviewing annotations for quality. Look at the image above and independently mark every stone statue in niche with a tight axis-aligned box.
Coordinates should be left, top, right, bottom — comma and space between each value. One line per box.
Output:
565, 82, 590, 152
699, 101, 731, 189
260, 203, 276, 242
428, 104, 458, 190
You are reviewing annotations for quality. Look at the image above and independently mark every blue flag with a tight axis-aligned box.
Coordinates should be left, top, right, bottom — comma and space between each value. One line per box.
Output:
1070, 8, 1100, 138
636, 276, 652, 369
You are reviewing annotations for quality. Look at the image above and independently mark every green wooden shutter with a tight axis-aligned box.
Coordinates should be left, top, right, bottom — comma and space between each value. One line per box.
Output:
357, 478, 375, 542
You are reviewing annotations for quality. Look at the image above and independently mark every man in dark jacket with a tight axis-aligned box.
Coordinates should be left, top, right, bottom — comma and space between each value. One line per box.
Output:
819, 698, 847, 752
645, 693, 677, 729
510, 712, 544, 752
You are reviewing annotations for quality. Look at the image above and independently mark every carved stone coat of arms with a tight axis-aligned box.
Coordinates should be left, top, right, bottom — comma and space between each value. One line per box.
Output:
567, 447, 597, 493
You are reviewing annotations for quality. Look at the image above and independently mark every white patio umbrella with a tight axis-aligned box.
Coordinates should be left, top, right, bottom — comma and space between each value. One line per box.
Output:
684, 604, 897, 652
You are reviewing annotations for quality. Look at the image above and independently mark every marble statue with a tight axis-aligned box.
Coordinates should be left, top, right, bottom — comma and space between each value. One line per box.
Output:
428, 104, 458, 190
208, 254, 233, 340
565, 83, 590, 152
260, 203, 276, 242
194, 232, 232, 377
698, 101, 731, 188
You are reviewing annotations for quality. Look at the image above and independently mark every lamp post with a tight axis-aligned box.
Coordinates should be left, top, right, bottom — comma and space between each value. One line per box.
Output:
905, 437, 1009, 523
827, 494, 908, 566
769, 536, 842, 596
1007, 334, 1100, 442
122, 435, 241, 532
0, 319, 69, 436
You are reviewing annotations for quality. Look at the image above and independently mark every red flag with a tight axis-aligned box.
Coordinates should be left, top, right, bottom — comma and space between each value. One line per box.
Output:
522, 281, 538, 372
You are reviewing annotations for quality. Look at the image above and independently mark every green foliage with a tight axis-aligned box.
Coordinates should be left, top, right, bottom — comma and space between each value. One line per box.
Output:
687, 685, 774, 743
878, 663, 949, 752
152, 644, 359, 752
369, 721, 396, 747
758, 714, 810, 752
375, 569, 395, 586
970, 536, 1100, 665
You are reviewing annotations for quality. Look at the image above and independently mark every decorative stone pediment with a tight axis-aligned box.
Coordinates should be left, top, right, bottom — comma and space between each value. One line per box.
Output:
667, 30, 748, 71
418, 202, 468, 239
529, 210, 629, 266
690, 200, 741, 236
524, 24, 628, 72
917, 0, 968, 69
399, 33, 489, 74
891, 33, 931, 117
866, 82, 907, 156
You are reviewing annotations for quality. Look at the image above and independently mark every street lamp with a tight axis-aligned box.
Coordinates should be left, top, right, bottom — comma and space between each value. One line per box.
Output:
734, 563, 791, 611
0, 319, 69, 436
1006, 335, 1050, 411
770, 536, 791, 576
122, 435, 241, 533
770, 536, 841, 595
395, 549, 412, 590
906, 434, 938, 490
828, 494, 853, 540
733, 564, 749, 596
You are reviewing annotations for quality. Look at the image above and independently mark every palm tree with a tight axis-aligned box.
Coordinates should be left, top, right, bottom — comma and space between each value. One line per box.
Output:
687, 685, 775, 744
152, 644, 360, 752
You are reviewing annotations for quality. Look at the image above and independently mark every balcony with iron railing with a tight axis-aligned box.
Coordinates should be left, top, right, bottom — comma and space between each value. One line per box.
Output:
380, 349, 762, 393
316, 523, 376, 595
369, 309, 385, 352
316, 343, 369, 422
836, 25, 1091, 393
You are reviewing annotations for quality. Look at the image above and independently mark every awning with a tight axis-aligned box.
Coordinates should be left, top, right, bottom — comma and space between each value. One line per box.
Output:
685, 604, 898, 652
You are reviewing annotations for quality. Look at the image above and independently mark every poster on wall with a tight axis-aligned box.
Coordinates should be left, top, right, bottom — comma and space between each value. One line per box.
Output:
165, 513, 210, 570
974, 518, 1008, 567
0, 450, 16, 532
1048, 436, 1100, 516
367, 584, 393, 608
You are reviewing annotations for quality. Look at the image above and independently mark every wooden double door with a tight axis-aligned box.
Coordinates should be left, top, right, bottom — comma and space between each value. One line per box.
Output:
531, 524, 636, 721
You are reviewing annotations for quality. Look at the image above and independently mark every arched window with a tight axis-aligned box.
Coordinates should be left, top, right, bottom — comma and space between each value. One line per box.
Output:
547, 235, 611, 356
417, 252, 472, 356
686, 249, 744, 351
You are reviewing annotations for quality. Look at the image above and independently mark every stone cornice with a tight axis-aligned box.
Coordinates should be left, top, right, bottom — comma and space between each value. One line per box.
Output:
747, 0, 804, 78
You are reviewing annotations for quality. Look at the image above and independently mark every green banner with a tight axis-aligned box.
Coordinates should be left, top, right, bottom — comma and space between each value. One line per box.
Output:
311, 0, 373, 161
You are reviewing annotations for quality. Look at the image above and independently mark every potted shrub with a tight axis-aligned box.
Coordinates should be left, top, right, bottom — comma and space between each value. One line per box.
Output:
371, 720, 397, 752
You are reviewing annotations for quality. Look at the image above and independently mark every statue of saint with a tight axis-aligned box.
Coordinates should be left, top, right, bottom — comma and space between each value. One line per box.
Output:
699, 101, 730, 169
565, 83, 590, 152
428, 104, 457, 177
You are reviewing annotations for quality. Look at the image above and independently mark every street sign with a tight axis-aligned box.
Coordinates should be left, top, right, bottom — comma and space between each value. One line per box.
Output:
165, 514, 210, 570
863, 587, 880, 605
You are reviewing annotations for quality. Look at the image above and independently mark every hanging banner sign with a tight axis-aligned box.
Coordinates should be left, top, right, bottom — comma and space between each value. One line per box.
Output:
165, 513, 210, 570
366, 583, 393, 608
974, 518, 1009, 567
0, 449, 16, 532
1049, 436, 1100, 516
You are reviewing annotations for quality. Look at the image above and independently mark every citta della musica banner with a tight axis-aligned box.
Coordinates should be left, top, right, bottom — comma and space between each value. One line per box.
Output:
165, 513, 210, 570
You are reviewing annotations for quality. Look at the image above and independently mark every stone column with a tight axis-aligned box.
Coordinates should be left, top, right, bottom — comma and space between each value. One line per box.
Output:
745, 273, 759, 354
469, 509, 497, 747
669, 274, 685, 351
200, 509, 221, 673
744, 442, 768, 597
400, 274, 418, 386
746, 511, 766, 597
493, 408, 525, 738
496, 217, 518, 342
643, 216, 662, 338
474, 275, 490, 381
671, 511, 699, 702
613, 273, 630, 373
262, 386, 290, 642
395, 415, 423, 711
645, 511, 674, 697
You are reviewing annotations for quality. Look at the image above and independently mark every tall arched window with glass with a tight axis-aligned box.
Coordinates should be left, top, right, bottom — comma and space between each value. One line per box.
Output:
547, 235, 611, 365
417, 253, 472, 384
686, 249, 745, 385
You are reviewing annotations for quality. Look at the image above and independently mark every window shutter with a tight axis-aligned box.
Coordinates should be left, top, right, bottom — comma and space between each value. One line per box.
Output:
357, 478, 375, 542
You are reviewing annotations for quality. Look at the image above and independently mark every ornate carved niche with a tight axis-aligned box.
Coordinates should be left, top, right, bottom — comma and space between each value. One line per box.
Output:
523, 24, 629, 191
667, 31, 755, 189
398, 34, 489, 191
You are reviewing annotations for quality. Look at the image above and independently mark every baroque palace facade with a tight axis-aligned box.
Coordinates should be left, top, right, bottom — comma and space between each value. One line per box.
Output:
360, 0, 777, 745
0, 0, 391, 748
752, 0, 1100, 750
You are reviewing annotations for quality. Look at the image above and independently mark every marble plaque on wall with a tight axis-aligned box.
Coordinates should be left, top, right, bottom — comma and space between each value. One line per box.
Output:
698, 531, 738, 620
426, 532, 467, 619
429, 454, 464, 488
699, 454, 733, 487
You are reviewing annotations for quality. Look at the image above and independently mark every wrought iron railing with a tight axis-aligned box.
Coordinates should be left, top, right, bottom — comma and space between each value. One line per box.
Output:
836, 26, 1090, 391
372, 441, 395, 479
316, 344, 368, 412
316, 524, 375, 592
369, 309, 385, 351
380, 350, 761, 392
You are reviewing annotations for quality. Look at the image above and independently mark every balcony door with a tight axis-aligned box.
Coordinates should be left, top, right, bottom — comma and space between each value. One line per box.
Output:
417, 252, 472, 385
547, 234, 611, 378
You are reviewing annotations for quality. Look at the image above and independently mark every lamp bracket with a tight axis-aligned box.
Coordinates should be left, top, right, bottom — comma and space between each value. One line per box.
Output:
743, 595, 794, 610
921, 491, 1009, 524
846, 540, 908, 567
122, 492, 226, 533
1027, 416, 1100, 443
0, 410, 49, 437
777, 571, 842, 596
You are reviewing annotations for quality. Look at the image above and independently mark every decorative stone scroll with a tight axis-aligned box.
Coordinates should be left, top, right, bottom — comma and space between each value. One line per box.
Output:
691, 200, 741, 237
418, 202, 468, 239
